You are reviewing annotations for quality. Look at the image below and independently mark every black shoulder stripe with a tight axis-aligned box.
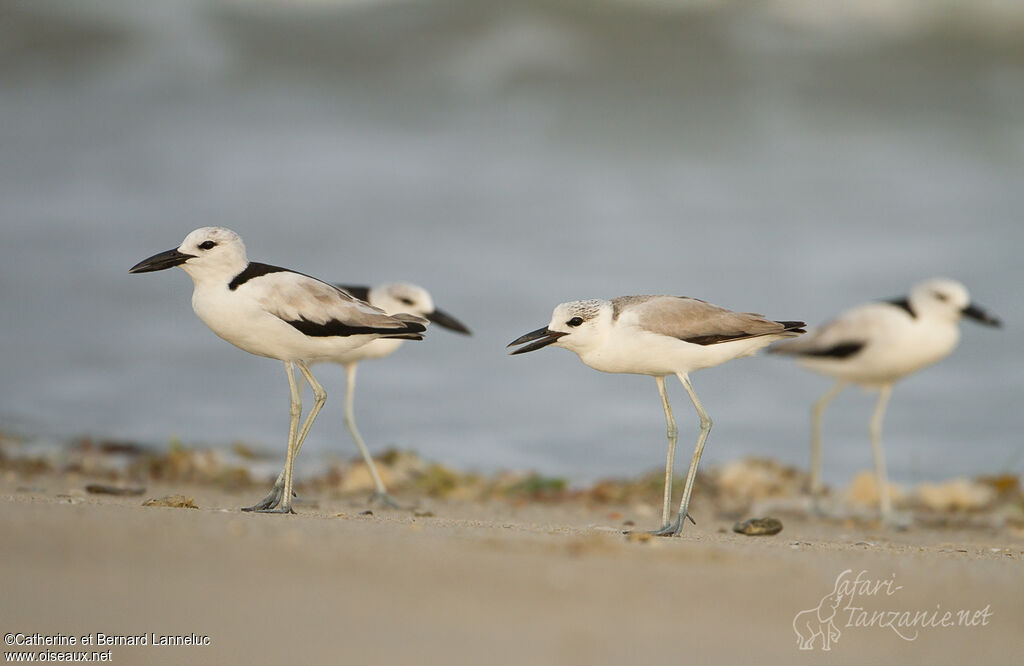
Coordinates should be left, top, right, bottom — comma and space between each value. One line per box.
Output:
334, 285, 371, 302
285, 317, 425, 339
883, 296, 916, 318
801, 342, 866, 359
229, 263, 291, 290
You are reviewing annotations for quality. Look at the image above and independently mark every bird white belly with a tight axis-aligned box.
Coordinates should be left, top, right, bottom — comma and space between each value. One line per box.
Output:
578, 329, 771, 376
191, 286, 371, 362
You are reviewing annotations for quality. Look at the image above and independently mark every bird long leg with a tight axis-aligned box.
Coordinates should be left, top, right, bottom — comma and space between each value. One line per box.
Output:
652, 373, 711, 537
269, 360, 329, 513
246, 361, 304, 514
241, 360, 325, 510
294, 361, 326, 456
343, 363, 401, 508
654, 376, 677, 530
869, 384, 894, 522
276, 361, 304, 514
810, 380, 848, 497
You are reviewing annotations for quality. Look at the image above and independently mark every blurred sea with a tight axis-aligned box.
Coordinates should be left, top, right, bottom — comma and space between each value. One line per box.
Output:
2, 0, 1023, 485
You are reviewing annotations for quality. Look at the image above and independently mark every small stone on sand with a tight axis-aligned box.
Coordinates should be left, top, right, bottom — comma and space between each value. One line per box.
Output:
142, 495, 198, 509
733, 517, 783, 536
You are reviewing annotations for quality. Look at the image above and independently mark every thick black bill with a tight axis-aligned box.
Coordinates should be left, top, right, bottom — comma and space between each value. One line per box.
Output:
507, 326, 567, 355
962, 303, 1002, 327
129, 248, 195, 273
426, 308, 472, 335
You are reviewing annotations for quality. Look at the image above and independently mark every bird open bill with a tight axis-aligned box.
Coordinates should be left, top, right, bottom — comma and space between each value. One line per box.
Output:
506, 327, 567, 354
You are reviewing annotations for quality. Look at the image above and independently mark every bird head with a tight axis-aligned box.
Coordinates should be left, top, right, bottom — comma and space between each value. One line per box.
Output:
130, 227, 248, 283
370, 282, 471, 335
910, 278, 1001, 327
507, 299, 607, 355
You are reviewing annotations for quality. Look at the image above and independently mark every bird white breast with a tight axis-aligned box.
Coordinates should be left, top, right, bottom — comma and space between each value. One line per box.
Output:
190, 283, 372, 363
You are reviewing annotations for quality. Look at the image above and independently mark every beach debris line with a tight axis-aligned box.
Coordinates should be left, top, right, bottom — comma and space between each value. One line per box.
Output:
5, 429, 1024, 529
85, 484, 145, 496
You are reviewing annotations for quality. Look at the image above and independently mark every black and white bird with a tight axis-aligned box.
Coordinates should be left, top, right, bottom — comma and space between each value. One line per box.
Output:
129, 227, 427, 514
326, 282, 471, 507
770, 277, 1001, 522
508, 295, 805, 536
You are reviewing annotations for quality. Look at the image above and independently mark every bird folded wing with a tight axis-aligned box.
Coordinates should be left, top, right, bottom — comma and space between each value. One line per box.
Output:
334, 284, 371, 302
255, 273, 422, 332
625, 296, 791, 345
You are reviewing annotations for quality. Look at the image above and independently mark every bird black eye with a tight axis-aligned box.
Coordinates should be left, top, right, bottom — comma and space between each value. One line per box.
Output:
198, 240, 216, 250
567, 316, 584, 327
400, 297, 415, 306
932, 291, 948, 302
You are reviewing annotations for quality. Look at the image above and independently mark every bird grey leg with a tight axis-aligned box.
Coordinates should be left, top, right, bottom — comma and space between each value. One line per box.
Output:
250, 361, 304, 514
810, 380, 847, 499
652, 373, 711, 536
274, 360, 328, 512
242, 362, 326, 513
654, 376, 677, 531
870, 384, 894, 522
344, 363, 401, 509
245, 360, 301, 510
294, 360, 326, 458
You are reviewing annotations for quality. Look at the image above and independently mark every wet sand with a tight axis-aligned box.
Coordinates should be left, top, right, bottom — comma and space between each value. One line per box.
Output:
1, 472, 1021, 665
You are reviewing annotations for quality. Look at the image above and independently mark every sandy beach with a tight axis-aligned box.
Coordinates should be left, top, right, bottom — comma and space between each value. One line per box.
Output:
2, 461, 1021, 665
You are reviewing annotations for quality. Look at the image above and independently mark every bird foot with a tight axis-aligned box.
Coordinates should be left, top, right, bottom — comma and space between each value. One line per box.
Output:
368, 491, 403, 509
241, 500, 277, 512
241, 485, 285, 512
650, 512, 696, 537
250, 506, 296, 515
629, 513, 696, 537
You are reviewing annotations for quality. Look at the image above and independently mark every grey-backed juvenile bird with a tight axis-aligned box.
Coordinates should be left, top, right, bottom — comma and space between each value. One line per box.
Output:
509, 295, 804, 536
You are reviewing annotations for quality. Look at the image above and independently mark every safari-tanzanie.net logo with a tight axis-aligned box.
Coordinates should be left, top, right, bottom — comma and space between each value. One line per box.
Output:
793, 569, 993, 651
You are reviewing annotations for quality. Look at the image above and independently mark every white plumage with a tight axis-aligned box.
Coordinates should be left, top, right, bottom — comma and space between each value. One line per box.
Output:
130, 227, 427, 513
770, 277, 1001, 522
509, 295, 805, 536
